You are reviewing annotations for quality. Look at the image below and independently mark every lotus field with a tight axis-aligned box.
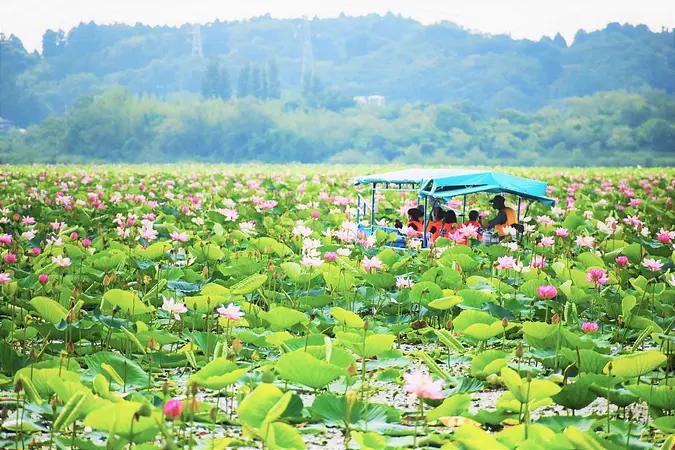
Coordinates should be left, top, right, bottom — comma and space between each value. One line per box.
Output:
1, 165, 675, 450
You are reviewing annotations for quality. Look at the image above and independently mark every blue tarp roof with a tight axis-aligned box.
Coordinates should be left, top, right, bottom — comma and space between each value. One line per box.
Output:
354, 169, 556, 207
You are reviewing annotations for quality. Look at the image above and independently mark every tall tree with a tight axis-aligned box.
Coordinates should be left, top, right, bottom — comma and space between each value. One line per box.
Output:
42, 29, 66, 58
201, 57, 221, 99
237, 64, 251, 98
261, 68, 269, 101
218, 66, 231, 100
250, 65, 262, 98
268, 58, 281, 99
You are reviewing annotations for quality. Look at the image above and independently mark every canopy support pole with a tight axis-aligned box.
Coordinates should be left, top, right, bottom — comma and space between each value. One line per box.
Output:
370, 183, 376, 232
462, 195, 467, 218
357, 195, 361, 224
423, 196, 428, 248
517, 197, 522, 222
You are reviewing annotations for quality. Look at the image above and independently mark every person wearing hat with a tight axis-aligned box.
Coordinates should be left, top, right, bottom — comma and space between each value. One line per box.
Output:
487, 195, 517, 237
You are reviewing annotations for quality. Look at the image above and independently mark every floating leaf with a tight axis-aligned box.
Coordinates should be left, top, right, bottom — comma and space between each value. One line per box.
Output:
604, 350, 666, 378
275, 351, 344, 389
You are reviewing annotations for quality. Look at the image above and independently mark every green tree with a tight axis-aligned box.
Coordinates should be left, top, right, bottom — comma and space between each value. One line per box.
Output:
42, 29, 65, 58
261, 68, 269, 101
268, 58, 281, 99
218, 65, 231, 100
237, 64, 251, 98
250, 65, 262, 98
201, 57, 221, 99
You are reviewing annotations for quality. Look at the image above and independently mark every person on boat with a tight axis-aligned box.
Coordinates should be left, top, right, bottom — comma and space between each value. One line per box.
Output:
406, 208, 424, 235
487, 195, 517, 237
426, 206, 444, 241
464, 210, 482, 229
440, 210, 458, 238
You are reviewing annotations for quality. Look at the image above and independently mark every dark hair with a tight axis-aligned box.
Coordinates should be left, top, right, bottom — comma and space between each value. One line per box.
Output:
443, 210, 457, 223
469, 210, 479, 221
407, 208, 423, 220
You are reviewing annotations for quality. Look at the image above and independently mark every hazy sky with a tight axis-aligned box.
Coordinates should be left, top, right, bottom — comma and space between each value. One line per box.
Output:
3, 0, 674, 52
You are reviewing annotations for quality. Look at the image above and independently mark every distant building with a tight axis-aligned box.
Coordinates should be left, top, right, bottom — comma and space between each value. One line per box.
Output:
0, 117, 17, 133
353, 95, 386, 107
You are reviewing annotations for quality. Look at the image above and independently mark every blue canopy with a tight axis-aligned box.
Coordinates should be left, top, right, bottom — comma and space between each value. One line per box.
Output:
354, 169, 555, 207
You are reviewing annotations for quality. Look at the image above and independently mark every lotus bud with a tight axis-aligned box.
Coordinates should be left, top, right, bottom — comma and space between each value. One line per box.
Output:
345, 390, 358, 406
66, 340, 75, 355
309, 313, 316, 321
14, 378, 23, 393
267, 261, 274, 271
232, 338, 243, 354
515, 344, 524, 359
526, 373, 533, 383
347, 364, 357, 377
147, 337, 157, 351
191, 381, 199, 396
446, 319, 453, 330
363, 320, 369, 331
551, 313, 560, 324
202, 266, 209, 277
162, 380, 170, 396
502, 317, 509, 328
29, 348, 37, 362
607, 361, 613, 372
66, 308, 75, 323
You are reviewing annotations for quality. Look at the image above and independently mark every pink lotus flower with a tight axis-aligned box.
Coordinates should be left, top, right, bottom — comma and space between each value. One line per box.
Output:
22, 216, 35, 226
581, 322, 599, 333
402, 369, 444, 400
539, 236, 555, 247
458, 223, 479, 239
530, 256, 546, 269
496, 255, 517, 270
616, 256, 628, 266
170, 231, 189, 242
0, 234, 12, 245
70, 232, 79, 241
38, 274, 49, 285
642, 258, 663, 272
51, 255, 71, 268
361, 256, 383, 271
396, 276, 414, 289
30, 248, 41, 256
657, 229, 673, 244
140, 226, 157, 241
300, 255, 324, 268
311, 210, 320, 219
336, 248, 352, 257
537, 285, 557, 299
575, 235, 594, 248
554, 228, 569, 238
0, 273, 11, 284
3, 254, 16, 264
161, 296, 187, 320
587, 268, 609, 285
217, 303, 245, 321
164, 399, 183, 420
324, 252, 337, 261
82, 238, 91, 248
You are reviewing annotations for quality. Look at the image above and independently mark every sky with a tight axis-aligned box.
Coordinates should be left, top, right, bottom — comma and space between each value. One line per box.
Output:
2, 0, 674, 52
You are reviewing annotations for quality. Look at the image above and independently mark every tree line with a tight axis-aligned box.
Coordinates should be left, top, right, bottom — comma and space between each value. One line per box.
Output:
0, 87, 672, 166
1, 16, 673, 127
